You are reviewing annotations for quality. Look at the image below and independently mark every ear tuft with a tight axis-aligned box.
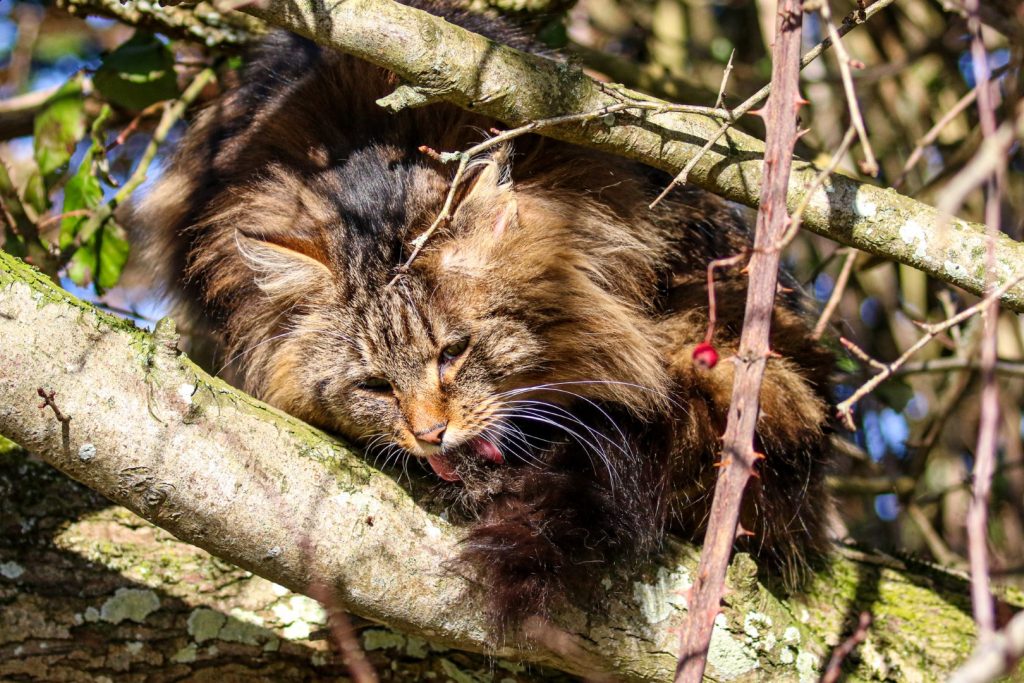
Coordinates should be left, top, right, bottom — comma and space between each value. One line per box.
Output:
235, 231, 333, 303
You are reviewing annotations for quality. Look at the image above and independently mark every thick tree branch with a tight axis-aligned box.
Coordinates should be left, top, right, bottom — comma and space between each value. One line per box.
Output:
0, 230, 1014, 681
52, 0, 1024, 311
229, 0, 1024, 313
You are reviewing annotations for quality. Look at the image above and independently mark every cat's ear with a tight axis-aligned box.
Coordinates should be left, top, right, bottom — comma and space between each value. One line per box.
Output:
453, 145, 518, 238
234, 230, 334, 303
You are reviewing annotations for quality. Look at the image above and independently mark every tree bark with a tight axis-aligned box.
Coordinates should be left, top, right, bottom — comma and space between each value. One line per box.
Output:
53, 0, 1024, 313
0, 440, 571, 682
0, 236, 1017, 681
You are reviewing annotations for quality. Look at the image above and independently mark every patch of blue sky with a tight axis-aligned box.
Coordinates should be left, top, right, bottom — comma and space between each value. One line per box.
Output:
84, 16, 118, 30
874, 493, 900, 522
878, 407, 909, 458
0, 17, 17, 59
861, 410, 886, 461
30, 56, 90, 91
905, 393, 929, 421
958, 48, 1011, 89
813, 271, 834, 302
860, 296, 882, 327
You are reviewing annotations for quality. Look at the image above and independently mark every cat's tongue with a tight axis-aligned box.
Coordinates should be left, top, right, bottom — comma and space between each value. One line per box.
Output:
426, 453, 461, 482
470, 437, 504, 465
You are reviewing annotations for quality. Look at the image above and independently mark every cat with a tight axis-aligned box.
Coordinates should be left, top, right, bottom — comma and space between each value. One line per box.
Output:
127, 1, 836, 632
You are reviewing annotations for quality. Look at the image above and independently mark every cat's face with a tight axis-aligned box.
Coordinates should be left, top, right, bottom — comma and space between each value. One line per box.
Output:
224, 155, 670, 480
295, 271, 548, 479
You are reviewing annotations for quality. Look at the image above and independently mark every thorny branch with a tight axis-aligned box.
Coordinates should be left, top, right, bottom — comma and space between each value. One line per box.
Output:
674, 2, 805, 680
964, 0, 1005, 643
949, 610, 1024, 683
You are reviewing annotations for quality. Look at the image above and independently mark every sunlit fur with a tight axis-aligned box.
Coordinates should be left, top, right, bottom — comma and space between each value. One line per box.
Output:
127, 8, 836, 631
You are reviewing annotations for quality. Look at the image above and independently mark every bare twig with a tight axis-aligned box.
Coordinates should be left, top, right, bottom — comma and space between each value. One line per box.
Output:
892, 63, 1011, 190
36, 388, 71, 424
37, 209, 93, 232
935, 116, 1020, 231
816, 0, 878, 176
107, 100, 166, 150
703, 252, 748, 344
714, 50, 736, 110
948, 609, 1024, 683
649, 0, 897, 207
812, 247, 857, 340
674, 2, 805, 680
59, 68, 217, 266
387, 102, 632, 283
895, 357, 1024, 378
821, 612, 872, 683
906, 502, 965, 568
777, 125, 858, 249
834, 275, 1024, 430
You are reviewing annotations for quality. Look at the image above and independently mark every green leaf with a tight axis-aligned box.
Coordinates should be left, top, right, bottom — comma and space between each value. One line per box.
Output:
59, 145, 103, 250
1, 225, 27, 258
836, 354, 861, 375
877, 378, 914, 413
22, 170, 49, 216
94, 32, 179, 111
33, 74, 87, 183
67, 218, 130, 294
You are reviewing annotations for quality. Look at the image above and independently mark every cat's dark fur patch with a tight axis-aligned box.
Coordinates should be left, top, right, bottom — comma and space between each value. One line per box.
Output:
127, 0, 835, 634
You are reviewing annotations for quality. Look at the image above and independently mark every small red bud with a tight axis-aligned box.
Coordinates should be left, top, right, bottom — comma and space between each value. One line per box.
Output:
693, 342, 719, 369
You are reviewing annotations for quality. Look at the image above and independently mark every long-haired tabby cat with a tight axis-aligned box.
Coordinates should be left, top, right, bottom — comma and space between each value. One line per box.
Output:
128, 0, 835, 631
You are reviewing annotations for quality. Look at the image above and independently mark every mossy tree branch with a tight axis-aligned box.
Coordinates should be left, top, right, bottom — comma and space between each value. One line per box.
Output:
233, 0, 1023, 312
1, 225, 1019, 681
52, 0, 1024, 312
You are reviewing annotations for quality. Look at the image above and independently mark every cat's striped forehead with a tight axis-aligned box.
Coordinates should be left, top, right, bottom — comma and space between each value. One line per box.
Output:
343, 277, 461, 377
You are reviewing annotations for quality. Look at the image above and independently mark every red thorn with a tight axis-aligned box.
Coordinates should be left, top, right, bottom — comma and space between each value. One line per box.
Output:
747, 107, 767, 119
766, 349, 783, 359
714, 457, 733, 469
749, 467, 761, 479
794, 96, 811, 108
795, 127, 812, 139
850, 59, 866, 70
736, 524, 756, 539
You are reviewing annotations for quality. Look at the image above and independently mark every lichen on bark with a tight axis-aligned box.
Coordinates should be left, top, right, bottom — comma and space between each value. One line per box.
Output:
2, 229, 1021, 681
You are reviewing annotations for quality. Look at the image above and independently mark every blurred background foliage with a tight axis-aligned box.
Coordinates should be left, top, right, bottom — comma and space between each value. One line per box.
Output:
1, 0, 1023, 593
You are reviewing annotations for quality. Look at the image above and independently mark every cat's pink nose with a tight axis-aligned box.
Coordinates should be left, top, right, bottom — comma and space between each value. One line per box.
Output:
415, 423, 446, 445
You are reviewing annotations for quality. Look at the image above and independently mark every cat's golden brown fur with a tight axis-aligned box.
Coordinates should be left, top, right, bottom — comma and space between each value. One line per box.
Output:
128, 7, 835, 630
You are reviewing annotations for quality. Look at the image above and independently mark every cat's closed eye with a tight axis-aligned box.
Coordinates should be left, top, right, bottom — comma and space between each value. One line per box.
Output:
358, 376, 393, 393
